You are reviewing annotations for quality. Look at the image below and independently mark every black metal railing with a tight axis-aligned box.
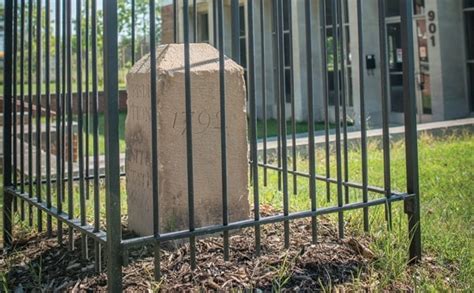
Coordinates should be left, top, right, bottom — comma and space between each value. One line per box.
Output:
2, 0, 421, 290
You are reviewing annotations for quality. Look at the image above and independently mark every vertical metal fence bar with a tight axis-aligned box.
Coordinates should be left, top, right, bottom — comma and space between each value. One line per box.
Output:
276, 0, 290, 248
55, 0, 63, 245
217, 0, 230, 261
288, 0, 297, 196
27, 0, 33, 227
272, 0, 281, 192
45, 0, 52, 237
3, 0, 14, 249
378, 0, 392, 229
12, 0, 18, 197
131, 0, 135, 63
212, 0, 217, 46
20, 0, 26, 220
246, 0, 254, 186
259, 0, 268, 187
247, 0, 261, 256
173, 0, 177, 43
76, 0, 89, 259
183, 0, 197, 270
357, 0, 369, 232
320, 0, 331, 203
76, 0, 87, 259
193, 0, 197, 42
231, 0, 240, 63
92, 0, 101, 272
85, 0, 90, 201
103, 0, 123, 288
331, 0, 344, 239
338, 0, 350, 205
149, 0, 161, 280
35, 0, 43, 233
400, 0, 421, 263
61, 0, 66, 208
304, 0, 317, 244
66, 0, 74, 249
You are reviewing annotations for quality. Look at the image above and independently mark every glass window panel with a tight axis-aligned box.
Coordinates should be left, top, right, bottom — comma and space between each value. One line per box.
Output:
385, 0, 400, 17
325, 0, 333, 26
325, 0, 349, 25
328, 70, 347, 106
197, 13, 209, 43
347, 67, 353, 107
283, 0, 290, 30
285, 69, 292, 103
344, 0, 349, 23
239, 6, 245, 36
238, 5, 246, 70
326, 28, 334, 71
465, 0, 474, 8
414, 0, 425, 15
284, 33, 290, 67
469, 64, 474, 112
466, 11, 474, 60
386, 0, 425, 16
387, 23, 403, 71
421, 70, 432, 115
328, 70, 335, 106
417, 20, 429, 62
240, 38, 247, 69
390, 74, 404, 113
345, 26, 351, 65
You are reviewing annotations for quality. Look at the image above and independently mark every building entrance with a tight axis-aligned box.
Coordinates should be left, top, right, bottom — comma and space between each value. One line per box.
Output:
386, 16, 432, 123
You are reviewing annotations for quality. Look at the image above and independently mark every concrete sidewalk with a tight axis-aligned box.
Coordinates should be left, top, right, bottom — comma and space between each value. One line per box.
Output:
256, 117, 474, 154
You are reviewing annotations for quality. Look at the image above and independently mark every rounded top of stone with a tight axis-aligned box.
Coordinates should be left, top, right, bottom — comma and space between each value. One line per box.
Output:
129, 43, 244, 75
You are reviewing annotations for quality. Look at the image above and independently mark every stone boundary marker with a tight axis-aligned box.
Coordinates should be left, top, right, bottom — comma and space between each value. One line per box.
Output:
126, 43, 250, 236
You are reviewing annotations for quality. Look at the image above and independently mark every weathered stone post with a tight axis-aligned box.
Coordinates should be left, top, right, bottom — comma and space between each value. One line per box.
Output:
126, 43, 249, 236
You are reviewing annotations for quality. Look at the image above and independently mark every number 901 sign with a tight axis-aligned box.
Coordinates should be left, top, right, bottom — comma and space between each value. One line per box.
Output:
428, 10, 437, 47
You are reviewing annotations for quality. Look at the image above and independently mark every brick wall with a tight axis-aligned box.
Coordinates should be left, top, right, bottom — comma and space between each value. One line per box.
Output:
1, 90, 128, 114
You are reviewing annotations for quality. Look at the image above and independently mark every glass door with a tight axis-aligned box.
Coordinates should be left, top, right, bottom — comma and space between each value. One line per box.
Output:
414, 18, 432, 121
386, 18, 432, 123
387, 21, 404, 114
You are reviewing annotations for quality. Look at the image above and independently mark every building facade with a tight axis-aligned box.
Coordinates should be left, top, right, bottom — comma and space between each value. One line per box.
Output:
161, 0, 474, 128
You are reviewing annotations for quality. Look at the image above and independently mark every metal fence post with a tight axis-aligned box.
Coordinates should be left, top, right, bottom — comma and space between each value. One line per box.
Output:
3, 0, 14, 250
231, 0, 240, 62
400, 0, 422, 263
103, 0, 123, 290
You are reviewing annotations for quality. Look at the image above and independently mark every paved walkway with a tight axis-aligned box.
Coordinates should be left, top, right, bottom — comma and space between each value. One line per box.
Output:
257, 117, 474, 153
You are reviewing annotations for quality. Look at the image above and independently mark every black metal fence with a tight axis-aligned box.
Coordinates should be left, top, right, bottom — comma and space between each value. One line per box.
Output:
2, 0, 421, 290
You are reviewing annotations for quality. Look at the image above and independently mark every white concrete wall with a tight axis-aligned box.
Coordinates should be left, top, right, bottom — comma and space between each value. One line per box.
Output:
436, 0, 469, 120
348, 0, 384, 129
172, 0, 472, 127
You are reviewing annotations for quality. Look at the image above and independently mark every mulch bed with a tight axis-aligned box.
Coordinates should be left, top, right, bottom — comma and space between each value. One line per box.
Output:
1, 207, 376, 291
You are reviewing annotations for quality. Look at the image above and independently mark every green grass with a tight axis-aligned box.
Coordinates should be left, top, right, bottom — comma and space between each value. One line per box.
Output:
257, 131, 473, 290
1, 131, 473, 290
257, 119, 335, 139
